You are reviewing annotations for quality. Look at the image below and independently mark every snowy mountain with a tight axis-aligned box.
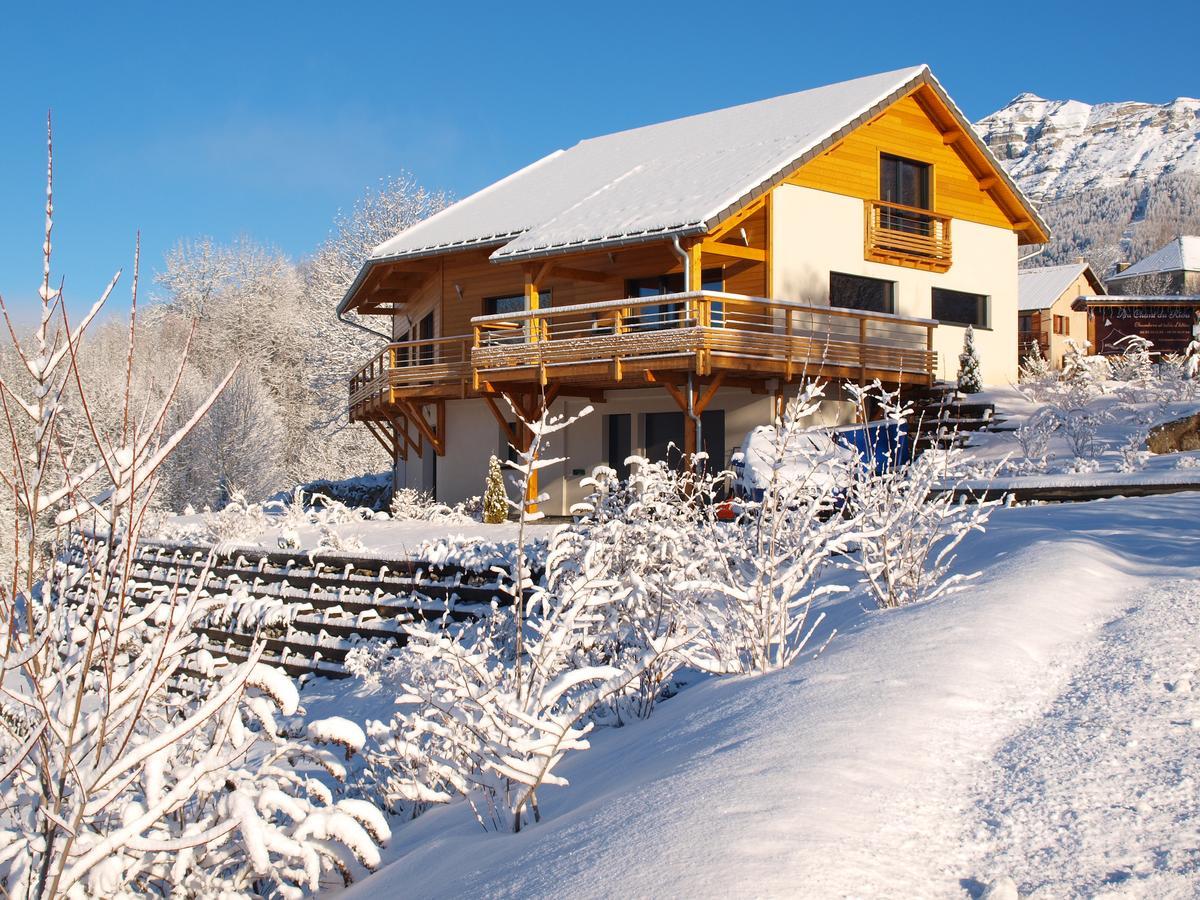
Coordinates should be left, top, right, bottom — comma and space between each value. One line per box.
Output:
976, 92, 1200, 203
975, 93, 1200, 274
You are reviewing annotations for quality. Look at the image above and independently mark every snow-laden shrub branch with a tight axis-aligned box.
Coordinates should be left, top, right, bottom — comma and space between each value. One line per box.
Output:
0, 126, 385, 898
845, 382, 1001, 609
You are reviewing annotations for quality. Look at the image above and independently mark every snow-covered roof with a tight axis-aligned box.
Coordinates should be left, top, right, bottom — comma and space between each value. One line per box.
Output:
365, 65, 1044, 268
1018, 263, 1100, 311
1116, 236, 1200, 279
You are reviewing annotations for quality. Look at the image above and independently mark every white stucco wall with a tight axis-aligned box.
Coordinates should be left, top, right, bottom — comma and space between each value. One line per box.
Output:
771, 183, 1019, 385
423, 388, 853, 513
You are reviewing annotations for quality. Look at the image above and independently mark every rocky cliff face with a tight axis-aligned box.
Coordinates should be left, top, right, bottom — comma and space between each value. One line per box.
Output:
975, 92, 1200, 203
974, 93, 1200, 273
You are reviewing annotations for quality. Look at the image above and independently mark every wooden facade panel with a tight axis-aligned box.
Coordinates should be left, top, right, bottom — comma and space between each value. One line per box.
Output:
786, 93, 1013, 231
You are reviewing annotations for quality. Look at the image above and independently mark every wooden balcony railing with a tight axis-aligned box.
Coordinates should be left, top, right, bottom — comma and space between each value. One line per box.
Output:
471, 291, 936, 386
864, 199, 952, 272
348, 334, 473, 418
349, 292, 939, 421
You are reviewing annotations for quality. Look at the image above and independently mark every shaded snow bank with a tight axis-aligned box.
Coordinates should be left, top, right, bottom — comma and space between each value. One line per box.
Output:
339, 495, 1200, 898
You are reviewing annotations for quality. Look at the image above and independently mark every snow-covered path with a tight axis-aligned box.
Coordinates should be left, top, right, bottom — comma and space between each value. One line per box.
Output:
962, 579, 1200, 897
336, 496, 1200, 899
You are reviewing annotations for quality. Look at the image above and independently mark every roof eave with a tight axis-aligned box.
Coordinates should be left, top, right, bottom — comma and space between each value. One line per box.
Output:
489, 223, 709, 264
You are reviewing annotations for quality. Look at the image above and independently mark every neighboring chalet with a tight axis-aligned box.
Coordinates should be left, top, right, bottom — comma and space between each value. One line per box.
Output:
1075, 236, 1200, 356
1107, 236, 1200, 295
1018, 263, 1104, 368
339, 65, 1048, 512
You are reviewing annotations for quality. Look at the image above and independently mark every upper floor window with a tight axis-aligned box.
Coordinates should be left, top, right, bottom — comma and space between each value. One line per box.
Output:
830, 272, 895, 315
1053, 314, 1069, 335
932, 288, 989, 328
483, 293, 548, 317
880, 154, 931, 210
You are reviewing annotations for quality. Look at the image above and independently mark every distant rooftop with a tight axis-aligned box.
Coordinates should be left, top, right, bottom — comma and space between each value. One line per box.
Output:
1018, 263, 1102, 311
1116, 236, 1200, 279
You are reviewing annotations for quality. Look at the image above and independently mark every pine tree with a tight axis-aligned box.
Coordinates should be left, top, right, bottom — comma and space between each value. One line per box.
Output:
957, 325, 983, 394
483, 454, 508, 523
1019, 338, 1051, 382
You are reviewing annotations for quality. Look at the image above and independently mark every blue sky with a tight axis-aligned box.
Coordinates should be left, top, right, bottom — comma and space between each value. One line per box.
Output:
0, 1, 1192, 320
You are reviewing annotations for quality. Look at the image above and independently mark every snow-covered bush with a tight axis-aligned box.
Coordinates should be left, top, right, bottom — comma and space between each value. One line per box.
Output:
0, 134, 384, 897
363, 401, 688, 831
958, 325, 983, 394
482, 454, 508, 523
1060, 339, 1110, 389
681, 382, 855, 673
1109, 334, 1154, 384
389, 486, 476, 524
845, 383, 1000, 609
1012, 407, 1059, 470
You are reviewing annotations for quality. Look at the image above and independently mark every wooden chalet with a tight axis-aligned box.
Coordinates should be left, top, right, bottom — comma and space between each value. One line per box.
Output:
1017, 263, 1104, 368
339, 65, 1048, 512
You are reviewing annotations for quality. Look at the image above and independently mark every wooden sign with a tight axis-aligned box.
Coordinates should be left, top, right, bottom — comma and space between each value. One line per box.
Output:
1094, 305, 1200, 355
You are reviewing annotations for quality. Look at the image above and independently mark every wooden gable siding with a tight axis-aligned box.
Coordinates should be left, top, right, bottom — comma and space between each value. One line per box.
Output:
785, 92, 1013, 232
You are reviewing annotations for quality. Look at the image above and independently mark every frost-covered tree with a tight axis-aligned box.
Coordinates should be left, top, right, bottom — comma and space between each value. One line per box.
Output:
162, 367, 285, 511
482, 454, 507, 524
957, 325, 983, 393
1019, 339, 1051, 382
0, 124, 385, 898
298, 176, 451, 479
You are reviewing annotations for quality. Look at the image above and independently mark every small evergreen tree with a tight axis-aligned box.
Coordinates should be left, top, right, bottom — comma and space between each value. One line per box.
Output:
483, 454, 508, 523
957, 325, 983, 394
1019, 339, 1051, 382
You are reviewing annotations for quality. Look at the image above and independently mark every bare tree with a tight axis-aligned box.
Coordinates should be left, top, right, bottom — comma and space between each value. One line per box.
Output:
0, 122, 384, 898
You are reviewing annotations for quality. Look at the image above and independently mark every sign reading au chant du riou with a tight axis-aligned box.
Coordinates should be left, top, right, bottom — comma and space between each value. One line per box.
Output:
1094, 305, 1200, 355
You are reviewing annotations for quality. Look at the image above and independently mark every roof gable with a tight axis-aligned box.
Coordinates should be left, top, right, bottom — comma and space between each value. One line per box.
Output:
350, 65, 1048, 312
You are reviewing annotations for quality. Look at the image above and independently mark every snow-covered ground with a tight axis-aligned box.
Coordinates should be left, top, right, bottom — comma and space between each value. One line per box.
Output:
316, 494, 1199, 898
953, 384, 1200, 491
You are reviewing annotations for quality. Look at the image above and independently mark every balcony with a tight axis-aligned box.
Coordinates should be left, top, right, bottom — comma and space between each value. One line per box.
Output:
864, 199, 952, 272
349, 335, 472, 420
349, 292, 937, 423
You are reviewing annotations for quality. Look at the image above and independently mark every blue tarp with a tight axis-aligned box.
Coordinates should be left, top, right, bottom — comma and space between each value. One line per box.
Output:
829, 420, 910, 474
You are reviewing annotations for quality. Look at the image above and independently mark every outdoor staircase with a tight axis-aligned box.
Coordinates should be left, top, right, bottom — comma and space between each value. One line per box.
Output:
909, 382, 1003, 456
61, 534, 523, 683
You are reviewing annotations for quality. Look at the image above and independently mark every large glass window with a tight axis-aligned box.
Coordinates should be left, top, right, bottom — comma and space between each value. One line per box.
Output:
932, 288, 989, 328
879, 154, 933, 237
625, 269, 723, 330
829, 272, 895, 314
483, 294, 525, 317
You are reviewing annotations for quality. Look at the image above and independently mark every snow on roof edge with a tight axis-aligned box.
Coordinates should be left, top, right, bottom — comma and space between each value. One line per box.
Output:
367, 148, 568, 261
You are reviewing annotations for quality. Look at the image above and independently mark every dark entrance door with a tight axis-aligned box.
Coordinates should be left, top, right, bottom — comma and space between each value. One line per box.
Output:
644, 410, 725, 471
605, 413, 632, 480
